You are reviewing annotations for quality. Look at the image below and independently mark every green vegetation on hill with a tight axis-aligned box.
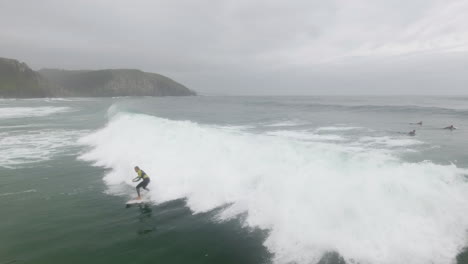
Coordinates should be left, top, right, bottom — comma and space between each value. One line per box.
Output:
0, 57, 196, 98
39, 68, 196, 97
0, 58, 50, 98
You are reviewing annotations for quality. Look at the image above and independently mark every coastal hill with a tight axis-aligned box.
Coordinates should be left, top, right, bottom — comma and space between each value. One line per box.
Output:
39, 68, 196, 97
0, 57, 196, 98
0, 57, 65, 98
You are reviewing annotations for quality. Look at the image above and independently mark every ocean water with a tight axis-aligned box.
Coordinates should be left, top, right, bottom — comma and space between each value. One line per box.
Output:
1, 96, 468, 264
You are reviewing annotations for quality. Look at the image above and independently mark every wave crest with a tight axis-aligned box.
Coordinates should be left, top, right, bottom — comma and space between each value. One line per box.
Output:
79, 113, 468, 264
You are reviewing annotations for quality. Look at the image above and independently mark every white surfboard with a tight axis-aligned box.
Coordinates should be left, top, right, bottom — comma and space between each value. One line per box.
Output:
126, 199, 149, 205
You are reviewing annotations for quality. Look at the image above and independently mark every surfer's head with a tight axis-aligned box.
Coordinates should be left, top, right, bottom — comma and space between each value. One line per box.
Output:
134, 166, 139, 172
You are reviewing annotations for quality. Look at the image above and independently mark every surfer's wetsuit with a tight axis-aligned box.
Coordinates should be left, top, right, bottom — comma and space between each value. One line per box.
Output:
135, 169, 150, 197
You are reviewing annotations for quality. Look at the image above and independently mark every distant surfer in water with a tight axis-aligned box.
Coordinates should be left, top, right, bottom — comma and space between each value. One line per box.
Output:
408, 130, 416, 136
410, 121, 423, 125
444, 125, 456, 130
132, 166, 150, 200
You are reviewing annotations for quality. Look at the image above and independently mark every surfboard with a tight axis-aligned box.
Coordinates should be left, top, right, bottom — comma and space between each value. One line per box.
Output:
126, 199, 149, 205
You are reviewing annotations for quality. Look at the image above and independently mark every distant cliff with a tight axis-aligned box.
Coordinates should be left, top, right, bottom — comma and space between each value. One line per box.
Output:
0, 57, 196, 98
39, 68, 196, 97
0, 57, 64, 98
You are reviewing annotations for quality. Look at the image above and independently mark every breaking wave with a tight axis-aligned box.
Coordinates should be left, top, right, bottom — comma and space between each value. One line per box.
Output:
79, 112, 468, 264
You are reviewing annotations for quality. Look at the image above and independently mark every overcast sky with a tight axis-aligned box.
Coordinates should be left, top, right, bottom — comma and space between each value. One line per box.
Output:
1, 0, 467, 95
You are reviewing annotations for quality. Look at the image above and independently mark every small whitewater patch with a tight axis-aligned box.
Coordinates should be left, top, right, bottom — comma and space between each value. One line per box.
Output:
0, 189, 37, 197
266, 130, 346, 141
214, 124, 256, 132
43, 98, 77, 102
315, 126, 363, 132
263, 120, 308, 127
358, 136, 424, 148
0, 106, 72, 119
0, 129, 89, 168
0, 124, 42, 129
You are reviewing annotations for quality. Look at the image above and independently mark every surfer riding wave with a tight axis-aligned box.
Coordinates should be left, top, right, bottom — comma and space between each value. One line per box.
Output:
132, 166, 150, 200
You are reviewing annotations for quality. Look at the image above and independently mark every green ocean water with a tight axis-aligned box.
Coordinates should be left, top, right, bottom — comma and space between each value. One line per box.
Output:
1, 96, 468, 264
0, 98, 269, 264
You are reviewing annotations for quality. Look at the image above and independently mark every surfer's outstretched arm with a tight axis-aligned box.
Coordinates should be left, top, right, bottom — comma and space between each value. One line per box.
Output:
132, 177, 141, 182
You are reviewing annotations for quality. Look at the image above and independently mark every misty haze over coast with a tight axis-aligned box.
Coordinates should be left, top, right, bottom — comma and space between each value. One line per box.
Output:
1, 0, 467, 95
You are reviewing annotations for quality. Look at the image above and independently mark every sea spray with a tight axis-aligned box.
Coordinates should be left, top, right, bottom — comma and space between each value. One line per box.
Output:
79, 113, 468, 264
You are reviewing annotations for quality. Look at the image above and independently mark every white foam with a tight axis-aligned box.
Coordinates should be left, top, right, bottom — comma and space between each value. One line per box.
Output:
0, 129, 88, 168
215, 124, 255, 131
0, 106, 72, 119
315, 126, 363, 132
359, 136, 424, 147
267, 130, 346, 141
44, 98, 75, 102
0, 189, 37, 197
79, 113, 468, 264
0, 124, 41, 129
264, 120, 307, 127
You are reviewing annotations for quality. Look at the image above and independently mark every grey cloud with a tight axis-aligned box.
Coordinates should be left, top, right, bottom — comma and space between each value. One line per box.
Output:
0, 0, 467, 95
